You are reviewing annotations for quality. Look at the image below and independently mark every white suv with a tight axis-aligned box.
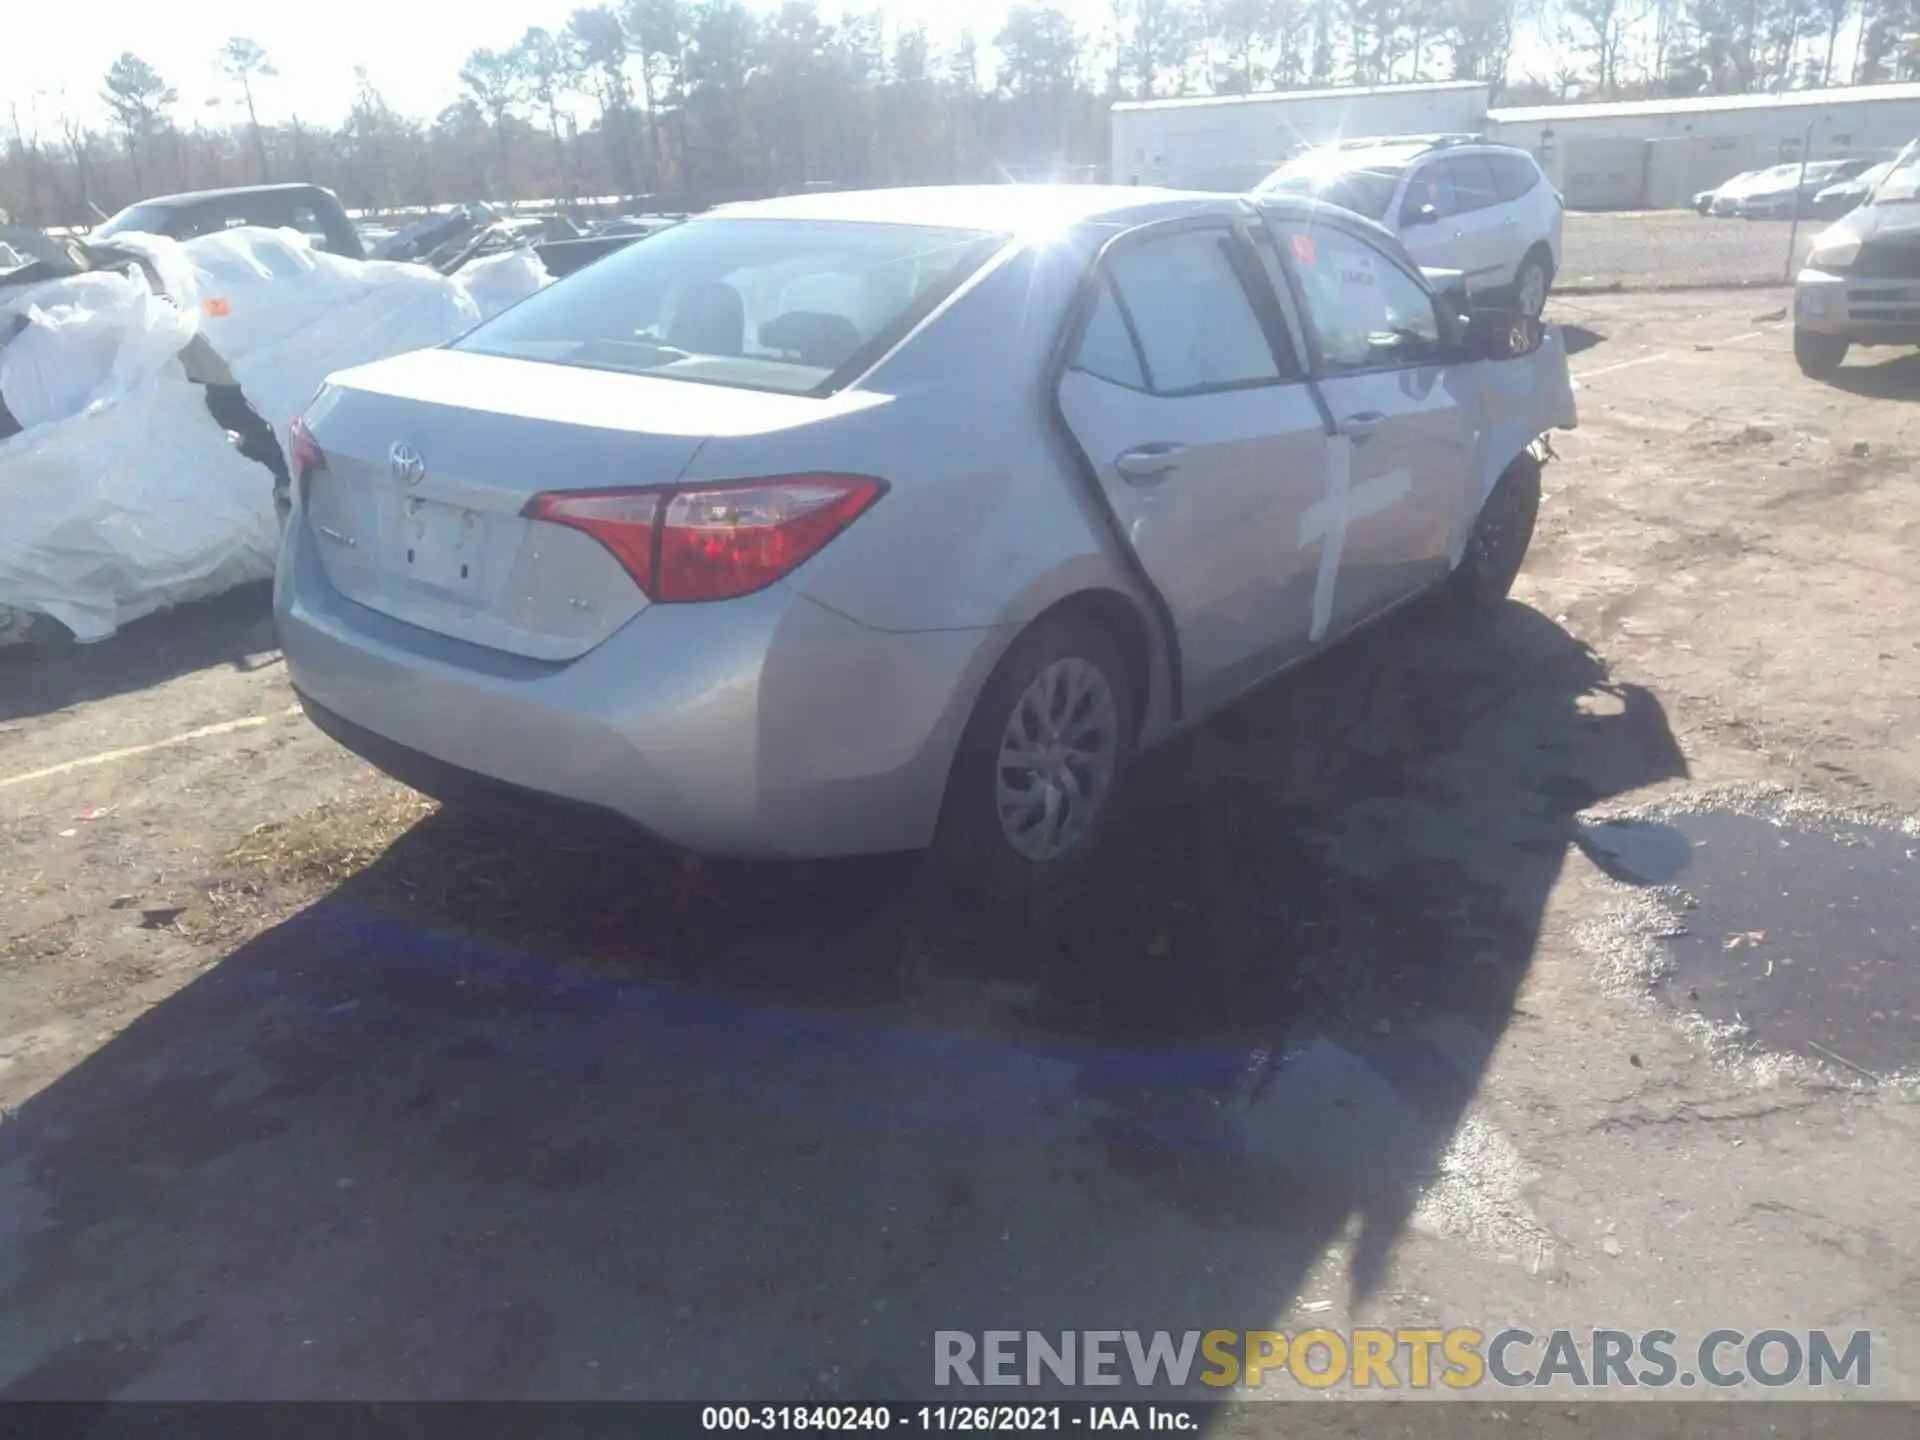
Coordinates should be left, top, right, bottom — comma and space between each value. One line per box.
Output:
1256, 135, 1564, 315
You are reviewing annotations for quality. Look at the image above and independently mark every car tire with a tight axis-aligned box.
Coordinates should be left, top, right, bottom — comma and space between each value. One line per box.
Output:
1793, 329, 1849, 379
934, 611, 1137, 902
1512, 250, 1553, 317
1448, 451, 1542, 610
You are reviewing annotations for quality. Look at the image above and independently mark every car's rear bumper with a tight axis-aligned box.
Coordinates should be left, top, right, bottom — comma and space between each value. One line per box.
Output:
275, 506, 1003, 858
1794, 268, 1920, 344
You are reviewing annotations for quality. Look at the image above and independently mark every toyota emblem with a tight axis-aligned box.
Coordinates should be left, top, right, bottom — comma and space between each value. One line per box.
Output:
389, 442, 425, 486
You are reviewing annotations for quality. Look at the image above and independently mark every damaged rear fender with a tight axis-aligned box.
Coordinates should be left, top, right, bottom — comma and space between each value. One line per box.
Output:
1448, 324, 1577, 568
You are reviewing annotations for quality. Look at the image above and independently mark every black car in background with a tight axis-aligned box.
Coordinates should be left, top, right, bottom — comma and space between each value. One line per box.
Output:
94, 183, 366, 258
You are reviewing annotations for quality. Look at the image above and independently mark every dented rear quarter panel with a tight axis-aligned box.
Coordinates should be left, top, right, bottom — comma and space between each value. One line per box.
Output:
1447, 325, 1578, 566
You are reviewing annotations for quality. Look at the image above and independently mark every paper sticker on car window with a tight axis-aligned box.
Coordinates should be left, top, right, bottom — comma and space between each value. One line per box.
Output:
1338, 253, 1377, 289
1291, 233, 1316, 266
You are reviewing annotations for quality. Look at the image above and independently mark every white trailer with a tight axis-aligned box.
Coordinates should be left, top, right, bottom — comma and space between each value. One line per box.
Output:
1110, 80, 1494, 191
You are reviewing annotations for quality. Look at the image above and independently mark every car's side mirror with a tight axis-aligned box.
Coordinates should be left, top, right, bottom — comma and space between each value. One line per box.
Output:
1404, 202, 1440, 227
1463, 307, 1546, 361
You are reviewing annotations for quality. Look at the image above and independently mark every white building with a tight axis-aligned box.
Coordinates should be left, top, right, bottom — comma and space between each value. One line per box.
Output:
1111, 79, 1920, 209
1487, 84, 1920, 209
1110, 80, 1493, 191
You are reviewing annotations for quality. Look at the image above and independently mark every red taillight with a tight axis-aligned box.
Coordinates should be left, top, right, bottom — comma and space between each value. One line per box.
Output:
523, 475, 884, 603
288, 415, 326, 478
524, 490, 663, 592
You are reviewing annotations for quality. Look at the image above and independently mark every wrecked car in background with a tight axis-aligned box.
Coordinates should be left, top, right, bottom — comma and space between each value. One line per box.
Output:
370, 202, 682, 279
0, 224, 553, 646
94, 182, 367, 259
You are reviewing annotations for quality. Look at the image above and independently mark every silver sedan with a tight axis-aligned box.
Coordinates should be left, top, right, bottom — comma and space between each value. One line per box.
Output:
276, 185, 1576, 894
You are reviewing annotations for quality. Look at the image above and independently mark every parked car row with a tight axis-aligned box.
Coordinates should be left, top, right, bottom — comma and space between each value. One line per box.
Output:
87, 183, 680, 281
1693, 159, 1881, 220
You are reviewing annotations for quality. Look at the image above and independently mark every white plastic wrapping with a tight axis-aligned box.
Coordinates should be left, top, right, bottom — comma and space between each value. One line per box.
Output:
0, 268, 195, 431
1, 225, 501, 642
0, 378, 279, 641
455, 248, 553, 321
182, 228, 483, 442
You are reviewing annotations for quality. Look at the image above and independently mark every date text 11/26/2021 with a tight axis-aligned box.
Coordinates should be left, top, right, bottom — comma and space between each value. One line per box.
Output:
701, 1406, 1197, 1431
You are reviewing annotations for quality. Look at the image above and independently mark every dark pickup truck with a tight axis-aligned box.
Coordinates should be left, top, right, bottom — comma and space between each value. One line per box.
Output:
93, 182, 366, 258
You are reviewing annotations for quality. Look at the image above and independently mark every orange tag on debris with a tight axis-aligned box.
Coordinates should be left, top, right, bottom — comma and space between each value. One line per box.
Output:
204, 297, 231, 318
1290, 233, 1316, 266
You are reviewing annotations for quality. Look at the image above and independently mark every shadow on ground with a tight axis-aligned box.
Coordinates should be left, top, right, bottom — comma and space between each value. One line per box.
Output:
0, 600, 1685, 1400
0, 583, 278, 725
1557, 324, 1606, 357
1828, 350, 1920, 402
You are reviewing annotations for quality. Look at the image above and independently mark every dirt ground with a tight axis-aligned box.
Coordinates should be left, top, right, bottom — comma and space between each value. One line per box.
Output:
1, 288, 1917, 1407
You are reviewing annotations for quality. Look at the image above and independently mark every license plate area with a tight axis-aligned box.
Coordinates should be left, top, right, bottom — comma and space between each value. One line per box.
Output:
390, 496, 486, 594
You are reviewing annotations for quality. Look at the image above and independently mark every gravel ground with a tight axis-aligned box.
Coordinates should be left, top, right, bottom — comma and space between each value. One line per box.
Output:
1562, 211, 1818, 291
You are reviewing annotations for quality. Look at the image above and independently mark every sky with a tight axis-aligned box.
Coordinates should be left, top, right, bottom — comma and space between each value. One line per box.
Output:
3, 0, 1096, 133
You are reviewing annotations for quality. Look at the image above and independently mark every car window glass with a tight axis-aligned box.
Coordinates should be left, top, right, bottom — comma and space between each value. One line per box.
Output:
290, 205, 329, 245
458, 218, 1001, 395
1108, 229, 1281, 394
1444, 154, 1502, 213
1243, 225, 1309, 373
1489, 153, 1540, 203
1400, 164, 1456, 224
1071, 279, 1147, 390
1282, 224, 1443, 373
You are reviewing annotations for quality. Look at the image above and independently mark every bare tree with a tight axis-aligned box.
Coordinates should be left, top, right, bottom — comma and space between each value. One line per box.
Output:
101, 53, 177, 191
1211, 0, 1272, 91
217, 37, 277, 181
512, 28, 581, 196
459, 46, 520, 189
566, 4, 640, 193
1562, 0, 1639, 92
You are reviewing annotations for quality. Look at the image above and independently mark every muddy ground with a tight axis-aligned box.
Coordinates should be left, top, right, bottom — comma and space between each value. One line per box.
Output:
0, 289, 1916, 1408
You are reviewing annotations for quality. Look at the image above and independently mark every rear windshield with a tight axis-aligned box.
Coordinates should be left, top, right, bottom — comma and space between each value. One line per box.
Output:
455, 217, 1004, 394
1874, 140, 1920, 203
95, 204, 177, 239
1258, 164, 1403, 222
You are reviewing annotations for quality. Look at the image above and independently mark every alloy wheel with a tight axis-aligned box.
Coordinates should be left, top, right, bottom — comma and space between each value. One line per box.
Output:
994, 657, 1120, 862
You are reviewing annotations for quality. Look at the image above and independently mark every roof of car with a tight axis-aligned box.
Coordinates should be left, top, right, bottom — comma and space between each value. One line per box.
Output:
705, 184, 1273, 233
1272, 134, 1532, 176
118, 182, 335, 209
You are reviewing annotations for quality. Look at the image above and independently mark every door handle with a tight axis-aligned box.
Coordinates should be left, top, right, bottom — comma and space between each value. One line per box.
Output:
1113, 442, 1186, 483
1502, 216, 1521, 227
1338, 411, 1387, 442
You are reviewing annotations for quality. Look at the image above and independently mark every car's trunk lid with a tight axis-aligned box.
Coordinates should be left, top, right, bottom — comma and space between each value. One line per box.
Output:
301, 347, 874, 660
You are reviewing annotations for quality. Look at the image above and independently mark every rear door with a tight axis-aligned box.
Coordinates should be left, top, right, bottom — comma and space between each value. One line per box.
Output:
1264, 214, 1475, 636
1436, 152, 1514, 293
1054, 220, 1331, 713
1394, 160, 1464, 275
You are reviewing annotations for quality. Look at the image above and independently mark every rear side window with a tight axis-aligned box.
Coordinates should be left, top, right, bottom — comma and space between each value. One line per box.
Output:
1071, 281, 1148, 390
1444, 154, 1503, 213
456, 218, 1003, 395
1400, 163, 1458, 224
1488, 152, 1542, 203
1103, 228, 1283, 394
